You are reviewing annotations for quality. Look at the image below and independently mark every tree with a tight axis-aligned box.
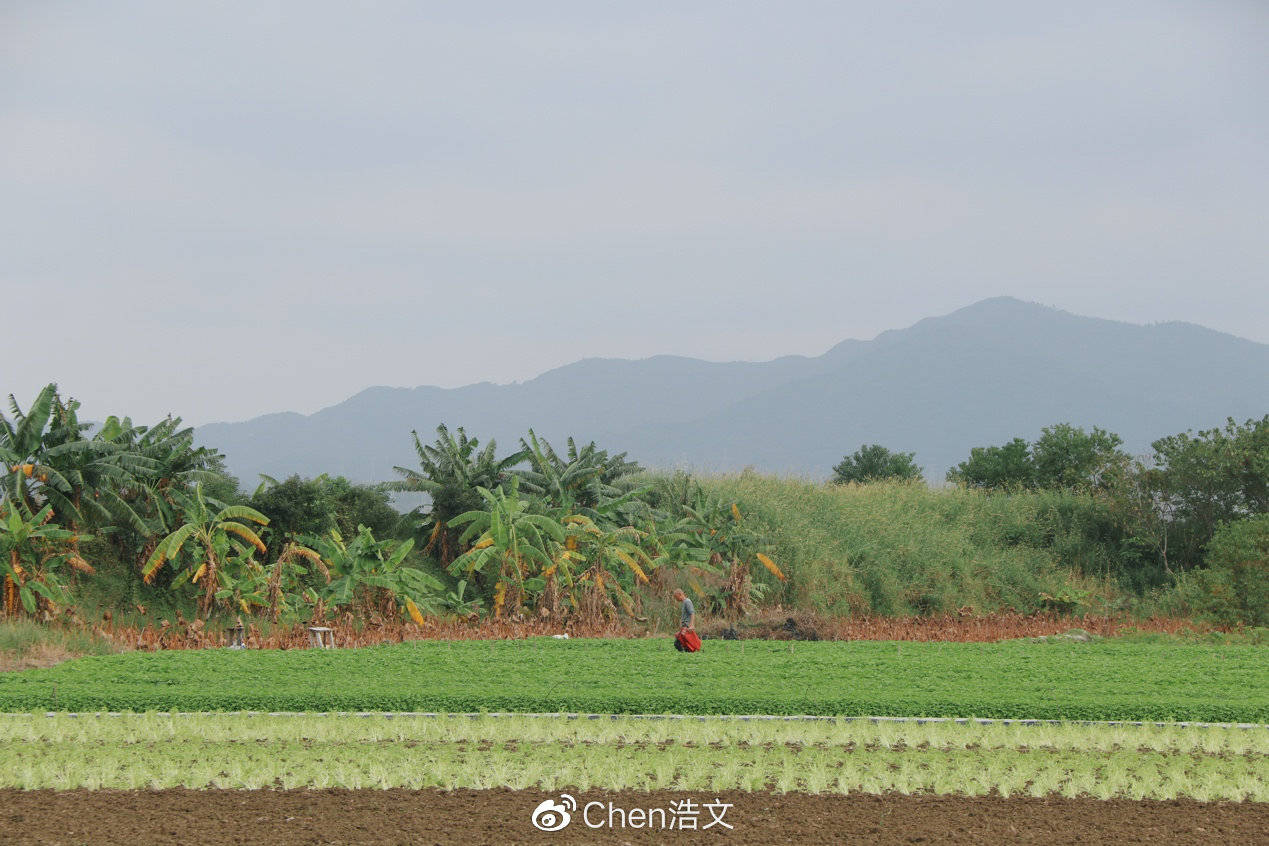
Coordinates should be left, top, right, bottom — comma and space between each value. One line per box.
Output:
78, 413, 240, 584
1101, 458, 1174, 585
557, 515, 655, 621
250, 475, 336, 559
1168, 515, 1269, 626
1031, 424, 1127, 490
950, 424, 1129, 491
1145, 415, 1269, 567
947, 438, 1034, 488
831, 445, 923, 484
213, 540, 324, 622
142, 485, 270, 616
1, 502, 93, 617
305, 528, 439, 622
2, 384, 73, 514
662, 487, 786, 621
118, 414, 238, 517
2, 385, 157, 536
42, 399, 166, 537
322, 477, 399, 539
516, 430, 643, 513
448, 480, 564, 617
251, 474, 400, 559
390, 425, 527, 565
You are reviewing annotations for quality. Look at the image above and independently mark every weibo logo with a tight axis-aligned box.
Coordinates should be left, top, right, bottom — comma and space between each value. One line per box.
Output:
530, 794, 577, 831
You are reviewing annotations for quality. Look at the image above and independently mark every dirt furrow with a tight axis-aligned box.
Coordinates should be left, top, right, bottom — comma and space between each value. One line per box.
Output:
2, 788, 1265, 845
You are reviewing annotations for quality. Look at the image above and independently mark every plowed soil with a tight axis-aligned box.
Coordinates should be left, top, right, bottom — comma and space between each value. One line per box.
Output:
2, 789, 1265, 845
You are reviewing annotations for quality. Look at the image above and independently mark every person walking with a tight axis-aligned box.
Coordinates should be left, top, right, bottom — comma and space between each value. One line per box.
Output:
673, 588, 701, 652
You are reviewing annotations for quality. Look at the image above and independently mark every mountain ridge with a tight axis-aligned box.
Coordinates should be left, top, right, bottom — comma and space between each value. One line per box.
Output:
196, 298, 1269, 484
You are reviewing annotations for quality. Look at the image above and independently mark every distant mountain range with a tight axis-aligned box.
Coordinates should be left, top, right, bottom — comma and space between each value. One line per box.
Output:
196, 297, 1269, 485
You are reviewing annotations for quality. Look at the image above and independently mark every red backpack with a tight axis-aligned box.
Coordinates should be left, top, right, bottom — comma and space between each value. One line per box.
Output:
676, 630, 702, 652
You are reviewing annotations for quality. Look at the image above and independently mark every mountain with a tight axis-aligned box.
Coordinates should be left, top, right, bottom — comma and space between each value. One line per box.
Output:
196, 298, 1269, 485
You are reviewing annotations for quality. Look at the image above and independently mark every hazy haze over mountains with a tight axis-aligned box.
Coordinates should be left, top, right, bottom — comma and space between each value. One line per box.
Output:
196, 298, 1269, 485
7, 4, 1268, 426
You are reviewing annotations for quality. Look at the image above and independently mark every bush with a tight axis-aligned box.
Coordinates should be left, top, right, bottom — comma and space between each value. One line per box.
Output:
830, 445, 923, 484
947, 438, 1033, 488
1164, 515, 1269, 626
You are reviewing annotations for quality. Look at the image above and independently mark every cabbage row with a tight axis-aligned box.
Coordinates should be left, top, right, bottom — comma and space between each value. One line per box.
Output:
1, 638, 1264, 722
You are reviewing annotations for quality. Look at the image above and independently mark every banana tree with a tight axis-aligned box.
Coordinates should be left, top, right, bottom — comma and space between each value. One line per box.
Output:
306, 527, 441, 622
441, 579, 482, 615
515, 430, 643, 515
663, 489, 786, 620
1, 385, 155, 535
1, 384, 65, 514
448, 480, 564, 617
39, 398, 156, 535
142, 485, 270, 616
214, 541, 325, 622
102, 415, 225, 524
0, 502, 93, 617
390, 424, 528, 565
557, 515, 656, 621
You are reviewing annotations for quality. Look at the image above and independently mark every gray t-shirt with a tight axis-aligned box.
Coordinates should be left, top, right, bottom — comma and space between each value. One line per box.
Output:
680, 597, 695, 628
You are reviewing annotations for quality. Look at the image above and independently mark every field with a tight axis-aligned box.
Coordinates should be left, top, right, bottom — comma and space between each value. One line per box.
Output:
2, 637, 1265, 721
3, 637, 1266, 843
2, 714, 1265, 800
1, 711, 1266, 843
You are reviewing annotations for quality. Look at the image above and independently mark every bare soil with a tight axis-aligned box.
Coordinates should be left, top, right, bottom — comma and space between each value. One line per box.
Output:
1, 789, 1264, 845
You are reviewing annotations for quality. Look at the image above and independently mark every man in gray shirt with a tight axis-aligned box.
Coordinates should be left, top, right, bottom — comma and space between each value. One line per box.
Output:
674, 588, 695, 630
673, 589, 697, 651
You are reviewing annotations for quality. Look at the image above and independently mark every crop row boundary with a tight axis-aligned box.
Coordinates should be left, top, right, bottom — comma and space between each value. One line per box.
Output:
24, 711, 1269, 730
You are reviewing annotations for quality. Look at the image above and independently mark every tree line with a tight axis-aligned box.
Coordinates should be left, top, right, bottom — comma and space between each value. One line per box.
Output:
4, 383, 1264, 627
2, 385, 784, 626
831, 417, 1268, 624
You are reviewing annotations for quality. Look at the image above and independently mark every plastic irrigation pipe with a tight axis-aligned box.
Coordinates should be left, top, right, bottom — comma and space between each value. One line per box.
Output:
33, 712, 1269, 730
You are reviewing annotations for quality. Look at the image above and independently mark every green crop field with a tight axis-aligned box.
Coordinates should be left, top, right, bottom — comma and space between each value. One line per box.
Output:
1, 714, 1264, 801
2, 638, 1265, 721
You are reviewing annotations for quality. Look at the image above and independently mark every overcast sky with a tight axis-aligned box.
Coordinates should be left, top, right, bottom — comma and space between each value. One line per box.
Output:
3, 1, 1266, 425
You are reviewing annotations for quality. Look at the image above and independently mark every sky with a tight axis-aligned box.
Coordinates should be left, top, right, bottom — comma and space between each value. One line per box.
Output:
3, 1, 1266, 426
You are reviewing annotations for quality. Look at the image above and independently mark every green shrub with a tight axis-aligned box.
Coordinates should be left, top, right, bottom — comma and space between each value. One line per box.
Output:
1164, 515, 1269, 626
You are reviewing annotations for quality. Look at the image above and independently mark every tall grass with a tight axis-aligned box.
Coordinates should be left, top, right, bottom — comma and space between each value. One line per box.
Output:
0, 620, 118, 670
694, 474, 1122, 617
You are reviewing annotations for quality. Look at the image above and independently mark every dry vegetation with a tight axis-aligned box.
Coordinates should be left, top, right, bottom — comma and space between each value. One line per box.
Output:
0, 643, 84, 673
1, 610, 1215, 666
